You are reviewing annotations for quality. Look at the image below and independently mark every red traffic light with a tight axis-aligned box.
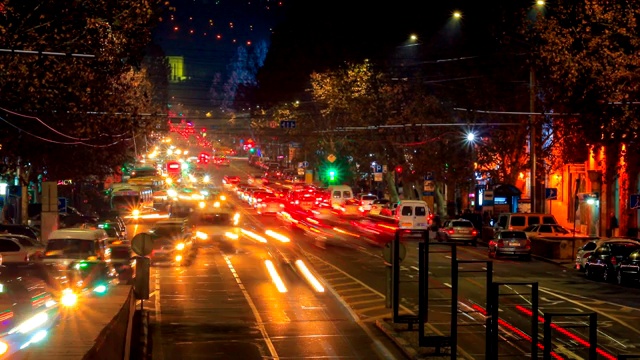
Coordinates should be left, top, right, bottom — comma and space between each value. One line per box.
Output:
395, 165, 403, 173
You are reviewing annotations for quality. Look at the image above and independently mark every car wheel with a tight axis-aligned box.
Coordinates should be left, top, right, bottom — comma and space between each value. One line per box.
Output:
472, 240, 477, 247
584, 265, 592, 279
488, 249, 495, 258
603, 267, 612, 283
616, 270, 625, 286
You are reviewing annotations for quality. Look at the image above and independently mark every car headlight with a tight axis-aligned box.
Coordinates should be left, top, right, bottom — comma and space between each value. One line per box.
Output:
132, 209, 140, 217
196, 232, 208, 240
175, 243, 185, 251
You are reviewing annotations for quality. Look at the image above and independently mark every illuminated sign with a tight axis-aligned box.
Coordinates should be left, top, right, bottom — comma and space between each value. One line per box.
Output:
57, 180, 73, 186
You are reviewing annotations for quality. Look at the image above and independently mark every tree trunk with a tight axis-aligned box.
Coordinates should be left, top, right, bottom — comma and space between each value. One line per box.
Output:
385, 172, 399, 202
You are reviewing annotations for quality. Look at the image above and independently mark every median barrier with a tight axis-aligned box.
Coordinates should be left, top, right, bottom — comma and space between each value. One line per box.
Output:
82, 285, 135, 360
530, 236, 596, 261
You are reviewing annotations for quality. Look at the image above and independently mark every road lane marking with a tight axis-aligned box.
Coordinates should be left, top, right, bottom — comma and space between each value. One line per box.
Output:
223, 254, 279, 360
300, 249, 474, 360
538, 286, 640, 337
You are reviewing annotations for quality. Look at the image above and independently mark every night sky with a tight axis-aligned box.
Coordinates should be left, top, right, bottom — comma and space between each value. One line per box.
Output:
153, 0, 526, 110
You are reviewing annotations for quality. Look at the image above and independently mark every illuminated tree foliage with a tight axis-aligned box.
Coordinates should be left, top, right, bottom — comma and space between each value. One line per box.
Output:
0, 0, 168, 182
525, 1, 640, 149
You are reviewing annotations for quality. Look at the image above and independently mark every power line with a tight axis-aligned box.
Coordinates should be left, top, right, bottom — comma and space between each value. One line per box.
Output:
0, 115, 130, 147
0, 48, 94, 58
0, 106, 90, 141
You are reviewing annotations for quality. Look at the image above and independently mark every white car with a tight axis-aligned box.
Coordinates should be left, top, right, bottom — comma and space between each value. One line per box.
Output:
0, 236, 35, 263
575, 238, 640, 271
358, 194, 378, 212
523, 224, 589, 239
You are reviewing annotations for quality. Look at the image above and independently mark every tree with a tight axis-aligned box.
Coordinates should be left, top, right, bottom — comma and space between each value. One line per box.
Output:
525, 1, 640, 170
0, 0, 167, 184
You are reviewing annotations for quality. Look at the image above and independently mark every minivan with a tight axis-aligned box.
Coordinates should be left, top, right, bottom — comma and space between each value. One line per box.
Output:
494, 213, 558, 232
43, 228, 110, 265
328, 185, 354, 207
395, 200, 432, 231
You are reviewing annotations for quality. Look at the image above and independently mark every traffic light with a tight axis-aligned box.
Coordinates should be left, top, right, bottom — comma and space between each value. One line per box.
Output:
249, 147, 256, 154
328, 169, 337, 182
395, 165, 403, 174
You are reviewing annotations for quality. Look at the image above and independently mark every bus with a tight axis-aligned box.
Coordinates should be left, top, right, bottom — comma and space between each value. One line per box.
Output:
128, 176, 165, 191
130, 166, 159, 178
110, 185, 153, 219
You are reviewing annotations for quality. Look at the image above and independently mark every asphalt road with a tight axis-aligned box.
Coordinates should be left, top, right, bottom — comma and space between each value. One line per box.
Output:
129, 158, 640, 360
128, 201, 407, 358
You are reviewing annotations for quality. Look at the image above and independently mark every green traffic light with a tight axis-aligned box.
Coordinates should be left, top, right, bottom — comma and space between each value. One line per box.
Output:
329, 169, 336, 181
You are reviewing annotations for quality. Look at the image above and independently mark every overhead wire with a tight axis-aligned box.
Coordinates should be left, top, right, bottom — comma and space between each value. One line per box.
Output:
0, 115, 131, 147
0, 106, 91, 140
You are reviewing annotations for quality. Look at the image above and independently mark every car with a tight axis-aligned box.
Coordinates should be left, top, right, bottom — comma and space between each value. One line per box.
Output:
584, 242, 640, 282
0, 224, 41, 242
616, 248, 640, 285
222, 175, 241, 189
0, 234, 45, 260
436, 219, 479, 245
256, 197, 286, 215
488, 230, 531, 260
191, 205, 241, 242
523, 224, 587, 239
109, 244, 135, 284
0, 236, 35, 263
148, 219, 196, 264
575, 238, 640, 271
358, 194, 378, 212
369, 199, 390, 215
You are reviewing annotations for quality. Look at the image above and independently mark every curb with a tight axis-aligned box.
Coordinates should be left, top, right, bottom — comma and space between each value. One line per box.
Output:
374, 319, 420, 360
531, 254, 574, 267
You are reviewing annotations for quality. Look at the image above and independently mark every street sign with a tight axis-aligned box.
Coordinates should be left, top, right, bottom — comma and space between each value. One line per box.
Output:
297, 168, 305, 176
545, 188, 558, 200
131, 233, 154, 257
374, 164, 382, 173
423, 180, 435, 192
382, 165, 388, 173
269, 121, 278, 128
280, 120, 296, 129
425, 172, 434, 181
327, 154, 336, 163
374, 173, 383, 182
301, 161, 309, 168
631, 194, 640, 209
57, 197, 67, 213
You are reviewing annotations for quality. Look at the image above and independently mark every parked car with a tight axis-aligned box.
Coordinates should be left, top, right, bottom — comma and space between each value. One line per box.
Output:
436, 219, 478, 246
584, 242, 640, 282
616, 248, 640, 285
575, 238, 640, 271
488, 230, 531, 260
524, 224, 588, 239
0, 224, 41, 242
0, 234, 45, 260
0, 236, 34, 263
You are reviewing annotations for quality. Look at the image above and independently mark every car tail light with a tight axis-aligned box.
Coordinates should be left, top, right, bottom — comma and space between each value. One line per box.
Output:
447, 229, 454, 235
471, 230, 478, 236
610, 256, 617, 265
525, 239, 531, 248
497, 239, 504, 247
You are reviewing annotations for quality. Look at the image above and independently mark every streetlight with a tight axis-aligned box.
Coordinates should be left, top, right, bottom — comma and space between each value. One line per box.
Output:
452, 10, 462, 19
536, 0, 545, 6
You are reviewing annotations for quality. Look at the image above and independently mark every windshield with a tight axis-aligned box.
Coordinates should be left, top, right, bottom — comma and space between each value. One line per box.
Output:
44, 238, 96, 258
152, 226, 183, 238
198, 213, 232, 226
112, 196, 140, 207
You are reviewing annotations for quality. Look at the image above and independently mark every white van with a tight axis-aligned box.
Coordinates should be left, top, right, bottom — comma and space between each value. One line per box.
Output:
43, 228, 110, 265
395, 200, 432, 230
328, 185, 354, 207
494, 213, 558, 232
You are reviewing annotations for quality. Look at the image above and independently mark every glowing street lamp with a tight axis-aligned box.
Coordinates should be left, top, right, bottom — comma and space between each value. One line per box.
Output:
536, 0, 545, 6
466, 132, 476, 143
452, 10, 462, 19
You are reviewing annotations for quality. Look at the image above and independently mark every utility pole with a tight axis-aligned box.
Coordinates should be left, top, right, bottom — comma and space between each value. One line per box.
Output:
529, 68, 537, 213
